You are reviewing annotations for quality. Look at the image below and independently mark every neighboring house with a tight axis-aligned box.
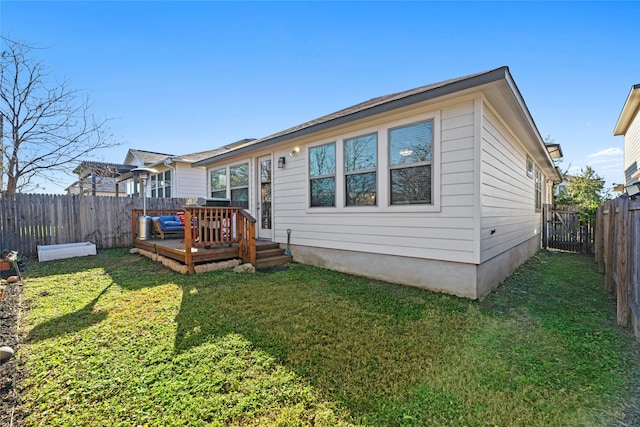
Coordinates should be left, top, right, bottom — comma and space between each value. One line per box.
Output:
119, 147, 243, 199
614, 83, 640, 187
193, 66, 563, 299
68, 161, 135, 196
66, 178, 121, 196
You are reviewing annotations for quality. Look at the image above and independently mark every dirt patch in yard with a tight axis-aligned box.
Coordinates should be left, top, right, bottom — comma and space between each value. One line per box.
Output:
0, 280, 23, 427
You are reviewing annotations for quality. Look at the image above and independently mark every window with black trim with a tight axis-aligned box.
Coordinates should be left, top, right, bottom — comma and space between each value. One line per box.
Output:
344, 133, 377, 206
309, 142, 336, 207
389, 120, 433, 205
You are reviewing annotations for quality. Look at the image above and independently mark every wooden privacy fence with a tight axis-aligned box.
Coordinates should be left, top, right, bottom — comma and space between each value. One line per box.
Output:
595, 196, 640, 336
542, 204, 594, 254
0, 193, 190, 257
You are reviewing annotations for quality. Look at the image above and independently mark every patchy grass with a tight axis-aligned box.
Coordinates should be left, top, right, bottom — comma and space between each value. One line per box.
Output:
16, 249, 639, 426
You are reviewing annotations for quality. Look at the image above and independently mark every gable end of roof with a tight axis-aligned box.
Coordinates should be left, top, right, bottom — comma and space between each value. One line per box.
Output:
614, 84, 640, 136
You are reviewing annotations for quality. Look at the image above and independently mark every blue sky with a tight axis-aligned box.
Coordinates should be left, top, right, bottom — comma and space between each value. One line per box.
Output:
2, 1, 639, 193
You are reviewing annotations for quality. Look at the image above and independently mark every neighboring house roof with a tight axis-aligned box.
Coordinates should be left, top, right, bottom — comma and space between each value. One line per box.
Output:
614, 83, 640, 136
192, 66, 559, 180
126, 149, 175, 166
156, 147, 239, 166
73, 161, 136, 177
124, 146, 246, 170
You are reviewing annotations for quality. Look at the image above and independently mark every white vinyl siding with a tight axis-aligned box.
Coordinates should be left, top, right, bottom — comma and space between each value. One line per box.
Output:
174, 163, 207, 198
272, 100, 476, 264
624, 109, 640, 184
480, 101, 541, 263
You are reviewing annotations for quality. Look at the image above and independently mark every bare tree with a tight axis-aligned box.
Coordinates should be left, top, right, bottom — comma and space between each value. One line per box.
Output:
0, 38, 118, 193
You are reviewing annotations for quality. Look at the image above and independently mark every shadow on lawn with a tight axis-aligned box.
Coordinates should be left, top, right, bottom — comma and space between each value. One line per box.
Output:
26, 250, 477, 419
168, 264, 476, 417
25, 249, 176, 343
24, 249, 638, 424
27, 284, 112, 343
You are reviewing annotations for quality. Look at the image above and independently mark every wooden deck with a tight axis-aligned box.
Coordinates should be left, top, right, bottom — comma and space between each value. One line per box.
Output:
132, 207, 291, 273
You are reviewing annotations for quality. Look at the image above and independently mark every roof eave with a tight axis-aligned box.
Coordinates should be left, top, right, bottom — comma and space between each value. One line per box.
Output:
497, 70, 562, 181
193, 67, 510, 167
614, 84, 640, 136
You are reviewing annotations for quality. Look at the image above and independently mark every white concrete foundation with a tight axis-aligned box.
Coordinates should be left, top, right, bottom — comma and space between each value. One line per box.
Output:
290, 235, 541, 299
291, 244, 478, 298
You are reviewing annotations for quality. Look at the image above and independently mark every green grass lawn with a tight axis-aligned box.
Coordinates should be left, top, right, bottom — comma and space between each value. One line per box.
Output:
16, 249, 639, 426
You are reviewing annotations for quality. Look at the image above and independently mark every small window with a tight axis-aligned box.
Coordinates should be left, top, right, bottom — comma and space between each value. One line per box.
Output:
210, 168, 227, 199
230, 163, 249, 209
150, 170, 171, 198
344, 133, 377, 206
389, 120, 433, 205
526, 156, 534, 179
151, 174, 157, 198
309, 142, 336, 207
535, 166, 542, 211
163, 170, 171, 198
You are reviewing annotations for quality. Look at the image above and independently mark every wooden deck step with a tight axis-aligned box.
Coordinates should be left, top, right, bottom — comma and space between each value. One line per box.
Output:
256, 247, 289, 259
255, 254, 293, 268
255, 242, 292, 268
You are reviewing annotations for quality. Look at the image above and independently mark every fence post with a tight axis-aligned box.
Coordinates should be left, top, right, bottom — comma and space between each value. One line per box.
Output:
605, 200, 616, 293
630, 200, 640, 337
542, 204, 548, 250
616, 196, 630, 327
595, 205, 605, 273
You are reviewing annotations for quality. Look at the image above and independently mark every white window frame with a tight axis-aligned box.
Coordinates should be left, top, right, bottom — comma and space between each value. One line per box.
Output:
308, 142, 337, 208
534, 166, 542, 211
208, 162, 250, 209
210, 167, 227, 199
229, 163, 250, 209
305, 110, 441, 213
150, 170, 171, 198
344, 132, 378, 207
388, 119, 434, 206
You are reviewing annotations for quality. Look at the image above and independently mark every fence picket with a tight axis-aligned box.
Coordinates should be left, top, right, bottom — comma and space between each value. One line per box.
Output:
0, 193, 190, 256
597, 196, 640, 336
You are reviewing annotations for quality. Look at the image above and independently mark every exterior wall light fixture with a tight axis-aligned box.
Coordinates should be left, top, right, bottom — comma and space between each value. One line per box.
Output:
278, 157, 286, 168
625, 182, 640, 197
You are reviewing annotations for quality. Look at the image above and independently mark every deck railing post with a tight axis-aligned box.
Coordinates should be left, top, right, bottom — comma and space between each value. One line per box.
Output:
184, 208, 194, 273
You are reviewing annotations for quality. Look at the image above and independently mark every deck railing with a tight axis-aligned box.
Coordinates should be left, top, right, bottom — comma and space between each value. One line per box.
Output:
132, 207, 257, 271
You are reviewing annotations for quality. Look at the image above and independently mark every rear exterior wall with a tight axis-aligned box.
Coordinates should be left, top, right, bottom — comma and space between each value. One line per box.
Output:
273, 97, 479, 268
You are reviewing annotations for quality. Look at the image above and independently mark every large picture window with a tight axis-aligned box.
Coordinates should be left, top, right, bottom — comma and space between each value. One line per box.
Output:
309, 142, 336, 207
389, 120, 433, 205
230, 163, 249, 209
344, 133, 377, 206
150, 170, 171, 198
210, 168, 227, 199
